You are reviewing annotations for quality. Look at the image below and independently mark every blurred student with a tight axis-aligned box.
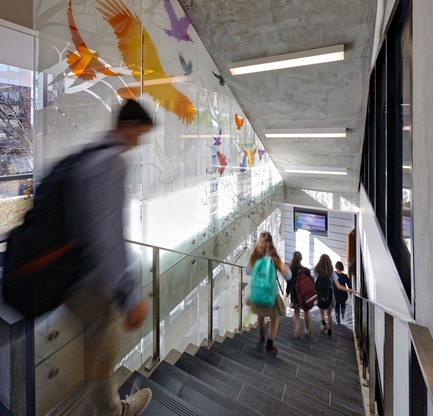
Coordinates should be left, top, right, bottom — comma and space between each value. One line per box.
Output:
65, 99, 154, 415
246, 232, 290, 356
315, 254, 356, 336
285, 251, 313, 339
334, 261, 352, 324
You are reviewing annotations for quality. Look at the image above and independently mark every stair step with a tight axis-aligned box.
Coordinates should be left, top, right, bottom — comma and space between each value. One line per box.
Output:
175, 352, 357, 416
215, 337, 364, 407
149, 360, 263, 416
195, 346, 364, 415
118, 370, 206, 416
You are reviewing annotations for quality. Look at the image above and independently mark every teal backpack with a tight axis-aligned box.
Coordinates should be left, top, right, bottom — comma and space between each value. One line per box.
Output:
249, 256, 277, 307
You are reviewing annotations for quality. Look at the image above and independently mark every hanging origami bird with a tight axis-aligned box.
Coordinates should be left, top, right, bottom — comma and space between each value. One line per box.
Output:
235, 113, 244, 130
242, 146, 257, 167
163, 0, 193, 42
212, 70, 225, 86
67, 0, 121, 80
96, 0, 196, 124
179, 52, 193, 75
213, 127, 222, 146
216, 151, 227, 176
258, 148, 265, 160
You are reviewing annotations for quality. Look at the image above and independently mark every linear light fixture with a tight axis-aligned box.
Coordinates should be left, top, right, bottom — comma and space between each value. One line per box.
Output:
265, 128, 346, 138
230, 44, 344, 76
285, 166, 347, 175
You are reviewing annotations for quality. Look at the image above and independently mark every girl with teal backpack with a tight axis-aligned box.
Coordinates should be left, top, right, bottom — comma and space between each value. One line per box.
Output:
246, 232, 291, 356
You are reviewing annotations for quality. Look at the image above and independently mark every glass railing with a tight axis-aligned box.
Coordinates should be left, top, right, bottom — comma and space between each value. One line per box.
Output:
120, 239, 256, 371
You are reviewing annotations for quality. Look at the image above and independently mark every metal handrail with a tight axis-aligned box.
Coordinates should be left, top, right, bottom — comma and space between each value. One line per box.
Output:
352, 293, 433, 412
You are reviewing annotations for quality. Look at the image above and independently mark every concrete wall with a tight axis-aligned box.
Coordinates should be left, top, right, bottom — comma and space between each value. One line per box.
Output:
0, 0, 32, 30
413, 0, 433, 333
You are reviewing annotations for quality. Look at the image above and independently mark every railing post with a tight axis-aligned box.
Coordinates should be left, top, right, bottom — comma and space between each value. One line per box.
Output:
144, 247, 160, 370
369, 303, 376, 415
384, 312, 394, 416
239, 267, 243, 331
362, 298, 368, 379
207, 259, 214, 345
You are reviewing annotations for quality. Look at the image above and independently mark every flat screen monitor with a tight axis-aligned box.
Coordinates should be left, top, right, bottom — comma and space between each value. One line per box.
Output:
293, 207, 328, 236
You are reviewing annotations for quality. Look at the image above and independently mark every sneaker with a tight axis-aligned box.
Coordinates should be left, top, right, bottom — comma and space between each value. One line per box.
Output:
327, 329, 332, 336
304, 329, 311, 338
266, 343, 278, 356
320, 323, 327, 331
121, 388, 152, 416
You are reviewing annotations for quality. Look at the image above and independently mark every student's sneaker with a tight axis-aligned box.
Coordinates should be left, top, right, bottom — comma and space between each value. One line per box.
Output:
121, 388, 152, 416
320, 320, 327, 331
304, 329, 311, 338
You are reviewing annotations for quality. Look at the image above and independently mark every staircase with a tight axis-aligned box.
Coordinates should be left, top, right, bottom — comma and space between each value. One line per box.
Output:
118, 307, 366, 416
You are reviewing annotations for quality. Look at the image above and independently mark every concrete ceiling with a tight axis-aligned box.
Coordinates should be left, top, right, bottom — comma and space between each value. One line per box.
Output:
178, 0, 377, 198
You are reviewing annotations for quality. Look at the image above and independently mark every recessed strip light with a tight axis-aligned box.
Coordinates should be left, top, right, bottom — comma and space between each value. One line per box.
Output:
230, 44, 344, 76
265, 128, 346, 138
285, 166, 347, 175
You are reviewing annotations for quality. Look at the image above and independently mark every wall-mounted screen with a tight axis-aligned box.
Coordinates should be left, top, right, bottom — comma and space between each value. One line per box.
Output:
293, 207, 328, 236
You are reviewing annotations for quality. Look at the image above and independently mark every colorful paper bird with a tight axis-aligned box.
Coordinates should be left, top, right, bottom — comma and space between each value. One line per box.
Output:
213, 127, 222, 146
67, 0, 121, 80
212, 71, 225, 86
235, 113, 244, 130
242, 146, 257, 167
179, 52, 192, 75
258, 148, 265, 160
217, 151, 227, 176
96, 0, 196, 124
163, 0, 193, 42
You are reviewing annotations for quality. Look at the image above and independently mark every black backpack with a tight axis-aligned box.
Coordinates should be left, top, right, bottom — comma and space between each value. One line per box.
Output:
315, 274, 333, 309
2, 143, 113, 317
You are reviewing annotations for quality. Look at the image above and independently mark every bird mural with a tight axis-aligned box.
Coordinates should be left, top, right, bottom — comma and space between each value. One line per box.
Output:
67, 0, 121, 80
179, 52, 193, 75
96, 0, 196, 124
216, 151, 227, 176
163, 0, 193, 42
242, 146, 257, 167
212, 70, 225, 86
235, 113, 244, 130
213, 127, 222, 146
258, 148, 265, 160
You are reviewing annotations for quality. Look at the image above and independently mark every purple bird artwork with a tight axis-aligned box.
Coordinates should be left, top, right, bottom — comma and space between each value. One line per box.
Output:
213, 127, 222, 146
258, 148, 265, 160
163, 0, 193, 42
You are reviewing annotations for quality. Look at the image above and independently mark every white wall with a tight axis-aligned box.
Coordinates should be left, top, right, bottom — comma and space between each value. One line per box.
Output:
284, 205, 355, 271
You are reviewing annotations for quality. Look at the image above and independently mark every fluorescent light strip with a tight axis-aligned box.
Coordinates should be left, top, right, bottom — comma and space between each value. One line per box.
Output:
230, 44, 344, 76
265, 128, 346, 138
285, 167, 347, 175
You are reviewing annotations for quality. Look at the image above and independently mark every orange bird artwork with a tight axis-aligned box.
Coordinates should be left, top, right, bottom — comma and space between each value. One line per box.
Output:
96, 0, 196, 124
235, 113, 245, 130
67, 0, 121, 80
242, 146, 257, 167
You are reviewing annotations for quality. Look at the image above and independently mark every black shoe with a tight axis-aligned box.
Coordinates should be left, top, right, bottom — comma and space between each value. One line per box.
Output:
266, 343, 278, 356
327, 329, 332, 336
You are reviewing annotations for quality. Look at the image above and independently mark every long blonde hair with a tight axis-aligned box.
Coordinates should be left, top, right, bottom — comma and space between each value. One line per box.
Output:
314, 253, 333, 278
249, 232, 284, 273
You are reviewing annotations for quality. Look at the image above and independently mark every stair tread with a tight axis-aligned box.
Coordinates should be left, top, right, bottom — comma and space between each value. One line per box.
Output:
176, 352, 362, 416
118, 370, 206, 416
150, 360, 264, 416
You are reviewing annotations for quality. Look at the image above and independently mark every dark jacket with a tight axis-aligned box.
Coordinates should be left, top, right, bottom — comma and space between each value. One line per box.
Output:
334, 272, 352, 303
